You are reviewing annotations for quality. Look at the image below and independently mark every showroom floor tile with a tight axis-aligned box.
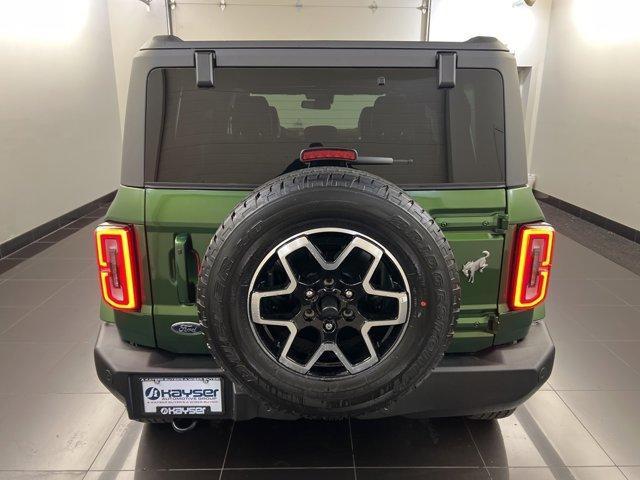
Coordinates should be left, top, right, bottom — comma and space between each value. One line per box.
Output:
0, 204, 638, 479
224, 419, 353, 468
467, 392, 613, 468
90, 413, 234, 471
488, 466, 628, 480
351, 417, 483, 467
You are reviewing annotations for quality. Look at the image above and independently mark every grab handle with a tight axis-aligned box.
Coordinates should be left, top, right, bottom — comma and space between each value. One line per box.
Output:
174, 233, 192, 304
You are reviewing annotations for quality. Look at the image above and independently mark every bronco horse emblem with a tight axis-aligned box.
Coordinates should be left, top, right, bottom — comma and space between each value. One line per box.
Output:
462, 251, 490, 284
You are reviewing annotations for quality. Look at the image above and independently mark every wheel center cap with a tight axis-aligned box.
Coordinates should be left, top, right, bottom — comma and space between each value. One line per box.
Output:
319, 294, 340, 319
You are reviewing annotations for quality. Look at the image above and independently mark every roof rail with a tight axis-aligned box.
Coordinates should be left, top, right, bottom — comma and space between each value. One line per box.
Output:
139, 36, 509, 52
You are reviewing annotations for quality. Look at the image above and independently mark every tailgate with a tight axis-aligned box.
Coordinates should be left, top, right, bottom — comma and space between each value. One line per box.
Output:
144, 187, 506, 354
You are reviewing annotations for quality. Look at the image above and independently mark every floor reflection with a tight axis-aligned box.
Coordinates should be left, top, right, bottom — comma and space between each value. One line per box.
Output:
89, 403, 622, 479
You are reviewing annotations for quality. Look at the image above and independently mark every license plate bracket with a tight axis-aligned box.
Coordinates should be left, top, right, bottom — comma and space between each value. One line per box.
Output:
138, 377, 223, 416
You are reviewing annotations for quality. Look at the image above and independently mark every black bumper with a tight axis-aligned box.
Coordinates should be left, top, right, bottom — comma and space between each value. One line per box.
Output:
95, 321, 554, 421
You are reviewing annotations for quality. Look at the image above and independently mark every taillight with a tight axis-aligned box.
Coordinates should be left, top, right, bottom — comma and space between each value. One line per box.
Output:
509, 223, 555, 310
95, 223, 140, 311
300, 148, 358, 162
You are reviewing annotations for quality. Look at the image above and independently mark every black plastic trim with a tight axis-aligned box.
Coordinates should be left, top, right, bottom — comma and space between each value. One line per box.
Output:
95, 320, 554, 421
195, 51, 215, 88
141, 36, 508, 52
437, 52, 457, 88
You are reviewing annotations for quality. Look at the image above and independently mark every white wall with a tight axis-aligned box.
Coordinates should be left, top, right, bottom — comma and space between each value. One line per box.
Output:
171, 0, 423, 41
530, 0, 640, 230
0, 0, 122, 244
106, 0, 167, 129
429, 0, 553, 166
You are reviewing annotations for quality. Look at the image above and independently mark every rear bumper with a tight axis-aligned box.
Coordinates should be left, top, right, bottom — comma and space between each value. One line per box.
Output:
95, 320, 554, 421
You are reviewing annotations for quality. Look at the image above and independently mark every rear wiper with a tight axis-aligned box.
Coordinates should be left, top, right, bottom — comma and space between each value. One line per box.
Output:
300, 147, 413, 166
355, 156, 413, 165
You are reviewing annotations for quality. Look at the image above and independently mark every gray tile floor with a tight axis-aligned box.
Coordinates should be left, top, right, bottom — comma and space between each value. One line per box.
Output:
0, 205, 639, 479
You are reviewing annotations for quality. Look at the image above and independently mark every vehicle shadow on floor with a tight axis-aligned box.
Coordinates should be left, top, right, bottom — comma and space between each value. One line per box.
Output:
91, 404, 593, 479
94, 415, 510, 478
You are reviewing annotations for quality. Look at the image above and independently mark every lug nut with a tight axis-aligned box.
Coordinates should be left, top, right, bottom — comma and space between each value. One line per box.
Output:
305, 289, 315, 299
323, 321, 335, 332
342, 308, 354, 320
303, 308, 315, 320
344, 289, 353, 299
323, 278, 335, 287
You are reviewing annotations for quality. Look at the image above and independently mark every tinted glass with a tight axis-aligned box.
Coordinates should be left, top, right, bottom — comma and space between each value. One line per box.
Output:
145, 67, 505, 188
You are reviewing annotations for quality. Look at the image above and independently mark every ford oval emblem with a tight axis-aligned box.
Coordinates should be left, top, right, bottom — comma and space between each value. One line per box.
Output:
171, 322, 203, 336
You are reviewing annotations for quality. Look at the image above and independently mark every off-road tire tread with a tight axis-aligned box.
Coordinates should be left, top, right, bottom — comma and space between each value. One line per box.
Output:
467, 408, 516, 420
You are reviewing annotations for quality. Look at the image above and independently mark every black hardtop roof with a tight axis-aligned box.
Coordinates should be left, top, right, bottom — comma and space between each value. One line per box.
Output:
141, 35, 508, 52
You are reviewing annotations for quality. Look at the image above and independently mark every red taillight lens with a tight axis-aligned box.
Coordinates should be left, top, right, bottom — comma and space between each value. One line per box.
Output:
300, 148, 358, 162
509, 223, 555, 310
95, 223, 140, 311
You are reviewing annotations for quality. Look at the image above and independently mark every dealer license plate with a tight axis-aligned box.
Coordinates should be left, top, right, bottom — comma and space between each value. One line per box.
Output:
140, 377, 223, 416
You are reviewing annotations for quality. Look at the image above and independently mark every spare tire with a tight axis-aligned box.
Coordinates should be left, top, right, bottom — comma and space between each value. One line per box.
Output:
197, 167, 460, 418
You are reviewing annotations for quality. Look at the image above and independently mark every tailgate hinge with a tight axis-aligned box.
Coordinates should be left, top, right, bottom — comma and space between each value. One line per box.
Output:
488, 313, 501, 333
494, 213, 509, 234
195, 50, 216, 88
437, 52, 457, 89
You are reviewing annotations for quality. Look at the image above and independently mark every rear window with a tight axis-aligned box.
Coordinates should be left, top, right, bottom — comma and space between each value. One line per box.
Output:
144, 67, 505, 189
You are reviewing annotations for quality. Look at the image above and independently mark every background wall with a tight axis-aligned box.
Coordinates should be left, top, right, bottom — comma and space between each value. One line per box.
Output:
106, 0, 167, 129
171, 0, 424, 41
0, 0, 555, 245
0, 0, 122, 244
4, 0, 636, 245
530, 0, 640, 230
429, 0, 552, 166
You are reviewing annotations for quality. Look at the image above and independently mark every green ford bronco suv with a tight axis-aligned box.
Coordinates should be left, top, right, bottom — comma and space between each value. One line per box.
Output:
94, 35, 555, 429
